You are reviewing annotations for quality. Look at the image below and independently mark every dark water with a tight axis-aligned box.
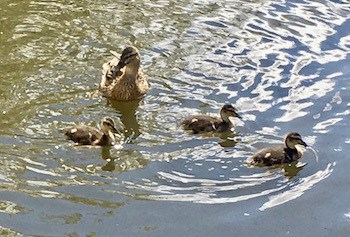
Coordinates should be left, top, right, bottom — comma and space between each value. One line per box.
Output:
1, 0, 350, 236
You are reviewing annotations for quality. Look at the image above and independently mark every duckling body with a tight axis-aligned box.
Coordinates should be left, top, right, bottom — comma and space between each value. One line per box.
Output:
100, 46, 149, 101
249, 132, 307, 166
181, 104, 241, 134
64, 117, 119, 146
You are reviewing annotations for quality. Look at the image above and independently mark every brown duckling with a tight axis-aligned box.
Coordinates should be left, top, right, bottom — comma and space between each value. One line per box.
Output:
248, 132, 307, 166
64, 117, 119, 146
100, 46, 149, 101
181, 104, 242, 134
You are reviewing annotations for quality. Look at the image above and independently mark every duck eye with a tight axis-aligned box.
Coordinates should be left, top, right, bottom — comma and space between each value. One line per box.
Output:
103, 121, 112, 127
123, 53, 137, 61
105, 118, 113, 124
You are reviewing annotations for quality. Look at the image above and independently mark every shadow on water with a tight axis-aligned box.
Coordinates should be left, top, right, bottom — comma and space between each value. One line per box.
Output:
218, 132, 239, 148
282, 162, 306, 178
100, 146, 149, 172
107, 98, 143, 142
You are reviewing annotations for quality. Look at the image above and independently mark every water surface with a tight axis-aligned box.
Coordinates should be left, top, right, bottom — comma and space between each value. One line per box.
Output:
1, 0, 350, 236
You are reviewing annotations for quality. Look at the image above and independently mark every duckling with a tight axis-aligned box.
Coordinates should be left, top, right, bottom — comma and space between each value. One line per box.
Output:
181, 104, 242, 134
248, 132, 308, 166
100, 46, 149, 101
64, 117, 119, 146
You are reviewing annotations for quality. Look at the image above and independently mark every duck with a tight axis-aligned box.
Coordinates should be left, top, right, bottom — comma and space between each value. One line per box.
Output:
100, 46, 149, 101
64, 117, 120, 146
248, 132, 308, 166
180, 104, 242, 134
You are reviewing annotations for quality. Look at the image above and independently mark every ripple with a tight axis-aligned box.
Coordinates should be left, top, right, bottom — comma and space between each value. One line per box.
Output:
259, 162, 334, 210
116, 156, 331, 205
313, 117, 343, 134
1, 0, 350, 234
119, 168, 284, 204
0, 201, 27, 215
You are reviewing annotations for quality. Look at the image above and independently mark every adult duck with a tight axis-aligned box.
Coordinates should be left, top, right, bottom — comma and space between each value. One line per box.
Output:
100, 46, 149, 101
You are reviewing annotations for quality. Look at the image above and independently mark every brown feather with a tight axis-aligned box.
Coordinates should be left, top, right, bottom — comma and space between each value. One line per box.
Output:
181, 104, 240, 134
63, 117, 118, 146
248, 132, 307, 166
100, 47, 149, 101
181, 115, 231, 134
64, 125, 103, 145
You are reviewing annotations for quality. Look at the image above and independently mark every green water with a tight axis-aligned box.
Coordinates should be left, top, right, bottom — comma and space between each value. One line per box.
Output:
1, 0, 350, 236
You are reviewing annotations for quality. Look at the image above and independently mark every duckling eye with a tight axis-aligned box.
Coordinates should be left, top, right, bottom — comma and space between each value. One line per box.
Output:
105, 118, 114, 124
292, 138, 304, 144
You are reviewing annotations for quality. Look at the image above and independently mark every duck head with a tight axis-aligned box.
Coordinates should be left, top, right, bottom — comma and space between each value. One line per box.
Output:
100, 117, 119, 135
285, 132, 307, 149
220, 104, 241, 123
116, 46, 140, 69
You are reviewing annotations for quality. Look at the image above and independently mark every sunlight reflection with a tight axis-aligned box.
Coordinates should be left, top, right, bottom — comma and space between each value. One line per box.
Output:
313, 118, 343, 133
1, 0, 349, 234
259, 162, 334, 211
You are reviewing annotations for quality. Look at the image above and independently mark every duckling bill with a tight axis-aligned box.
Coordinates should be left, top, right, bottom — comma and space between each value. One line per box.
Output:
248, 132, 307, 166
100, 46, 149, 101
181, 104, 241, 134
64, 117, 119, 146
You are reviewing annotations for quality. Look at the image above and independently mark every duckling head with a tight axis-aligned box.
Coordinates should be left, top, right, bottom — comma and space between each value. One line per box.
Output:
220, 104, 242, 123
116, 46, 140, 69
100, 117, 119, 135
285, 132, 307, 149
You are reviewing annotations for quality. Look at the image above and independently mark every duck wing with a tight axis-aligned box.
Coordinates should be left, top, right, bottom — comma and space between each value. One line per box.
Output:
64, 125, 103, 145
181, 115, 221, 134
101, 52, 124, 87
251, 146, 288, 165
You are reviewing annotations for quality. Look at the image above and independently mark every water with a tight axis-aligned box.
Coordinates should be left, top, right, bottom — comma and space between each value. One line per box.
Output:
1, 0, 350, 236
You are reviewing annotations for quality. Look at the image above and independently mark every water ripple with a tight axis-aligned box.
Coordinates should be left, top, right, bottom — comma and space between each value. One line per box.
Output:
259, 162, 335, 210
1, 0, 350, 234
116, 161, 334, 205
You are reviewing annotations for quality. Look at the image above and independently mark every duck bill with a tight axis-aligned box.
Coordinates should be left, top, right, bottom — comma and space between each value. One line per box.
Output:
300, 140, 308, 147
110, 125, 120, 134
116, 60, 126, 69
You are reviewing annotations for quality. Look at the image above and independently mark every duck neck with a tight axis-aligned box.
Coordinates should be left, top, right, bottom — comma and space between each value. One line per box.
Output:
105, 130, 115, 141
123, 61, 140, 82
101, 126, 116, 142
221, 114, 231, 124
285, 140, 297, 150
97, 132, 115, 146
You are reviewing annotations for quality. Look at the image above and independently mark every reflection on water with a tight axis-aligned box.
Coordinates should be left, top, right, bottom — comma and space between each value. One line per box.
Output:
100, 146, 149, 172
107, 99, 143, 141
0, 0, 350, 235
259, 162, 335, 211
282, 162, 306, 178
116, 156, 333, 206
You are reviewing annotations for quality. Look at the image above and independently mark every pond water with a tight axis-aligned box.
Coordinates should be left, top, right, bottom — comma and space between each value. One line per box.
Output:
1, 0, 350, 236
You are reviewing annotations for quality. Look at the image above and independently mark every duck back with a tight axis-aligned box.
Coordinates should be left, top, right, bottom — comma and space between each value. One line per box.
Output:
251, 146, 301, 166
64, 125, 102, 145
181, 115, 226, 134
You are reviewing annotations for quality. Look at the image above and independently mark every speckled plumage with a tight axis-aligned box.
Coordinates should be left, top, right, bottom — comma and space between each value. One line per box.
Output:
100, 46, 149, 101
64, 125, 103, 145
248, 132, 307, 166
181, 104, 241, 134
64, 117, 118, 146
